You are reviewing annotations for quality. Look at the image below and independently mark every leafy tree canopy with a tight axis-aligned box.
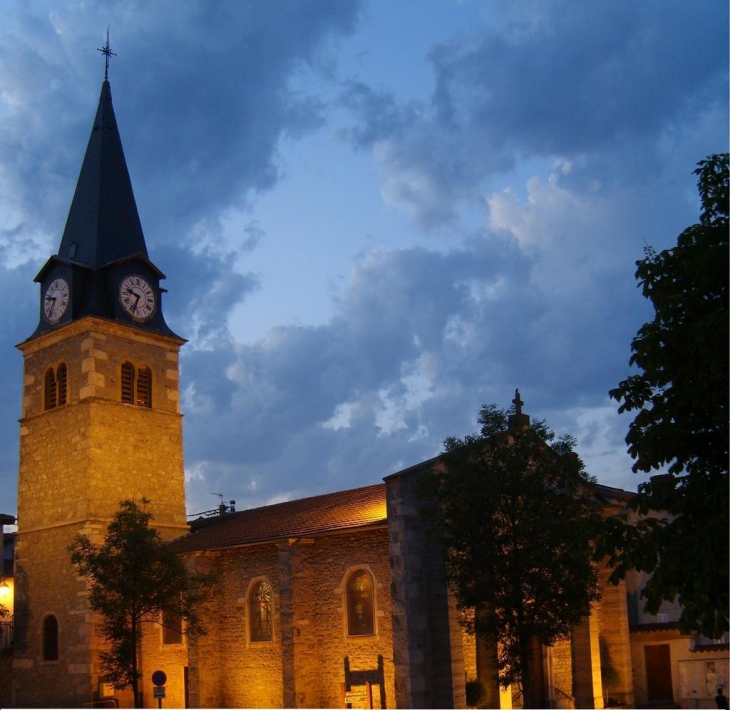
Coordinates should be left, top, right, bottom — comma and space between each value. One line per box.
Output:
606, 154, 729, 638
69, 499, 216, 708
436, 401, 602, 706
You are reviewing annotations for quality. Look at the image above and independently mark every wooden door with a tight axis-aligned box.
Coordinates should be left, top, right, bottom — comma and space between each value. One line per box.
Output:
645, 644, 673, 704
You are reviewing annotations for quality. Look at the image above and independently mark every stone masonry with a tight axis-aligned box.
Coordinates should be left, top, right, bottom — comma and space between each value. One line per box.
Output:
13, 317, 188, 708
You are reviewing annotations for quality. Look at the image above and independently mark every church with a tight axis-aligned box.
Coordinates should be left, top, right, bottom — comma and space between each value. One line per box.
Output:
1, 62, 727, 710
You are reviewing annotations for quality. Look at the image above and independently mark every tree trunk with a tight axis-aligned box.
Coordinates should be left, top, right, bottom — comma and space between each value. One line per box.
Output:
131, 619, 141, 708
520, 636, 534, 709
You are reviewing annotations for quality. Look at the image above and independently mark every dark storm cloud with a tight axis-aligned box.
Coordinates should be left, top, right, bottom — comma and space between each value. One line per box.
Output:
0, 1, 363, 514
179, 225, 648, 509
0, 260, 39, 513
341, 0, 728, 227
0, 1, 726, 518
1, 1, 362, 240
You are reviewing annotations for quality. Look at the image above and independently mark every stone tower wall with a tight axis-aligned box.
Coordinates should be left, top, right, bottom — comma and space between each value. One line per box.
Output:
13, 317, 187, 708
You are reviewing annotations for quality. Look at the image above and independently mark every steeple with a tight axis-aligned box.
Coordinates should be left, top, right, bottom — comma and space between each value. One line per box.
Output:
57, 79, 149, 269
29, 68, 179, 340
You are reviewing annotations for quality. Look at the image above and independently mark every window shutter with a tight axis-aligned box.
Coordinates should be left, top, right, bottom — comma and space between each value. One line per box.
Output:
45, 368, 57, 410
57, 363, 67, 406
136, 366, 151, 407
121, 363, 135, 404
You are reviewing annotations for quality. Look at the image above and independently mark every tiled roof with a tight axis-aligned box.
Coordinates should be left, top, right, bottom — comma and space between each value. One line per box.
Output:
171, 483, 387, 553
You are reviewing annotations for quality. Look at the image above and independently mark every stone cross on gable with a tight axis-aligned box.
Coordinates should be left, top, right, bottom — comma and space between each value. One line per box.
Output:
512, 388, 524, 415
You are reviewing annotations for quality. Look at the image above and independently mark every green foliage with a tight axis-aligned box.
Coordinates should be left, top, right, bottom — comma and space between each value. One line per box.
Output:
69, 499, 216, 708
438, 404, 602, 705
607, 154, 729, 638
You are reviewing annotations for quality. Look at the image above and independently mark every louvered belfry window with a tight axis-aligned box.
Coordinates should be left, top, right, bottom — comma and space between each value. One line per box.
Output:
44, 364, 68, 411
57, 363, 67, 406
136, 366, 151, 407
121, 362, 152, 408
121, 362, 135, 404
44, 368, 58, 410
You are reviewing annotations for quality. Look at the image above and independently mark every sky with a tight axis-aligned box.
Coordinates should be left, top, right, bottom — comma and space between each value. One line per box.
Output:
0, 0, 727, 519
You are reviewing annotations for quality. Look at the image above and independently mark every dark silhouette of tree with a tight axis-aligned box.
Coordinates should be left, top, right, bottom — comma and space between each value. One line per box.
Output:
69, 499, 215, 708
606, 154, 729, 638
436, 399, 602, 709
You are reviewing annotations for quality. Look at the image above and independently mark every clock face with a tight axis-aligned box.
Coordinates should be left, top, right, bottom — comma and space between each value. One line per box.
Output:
44, 277, 70, 323
119, 275, 156, 321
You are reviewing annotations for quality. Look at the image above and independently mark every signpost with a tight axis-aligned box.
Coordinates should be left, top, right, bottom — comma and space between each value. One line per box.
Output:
340, 681, 373, 709
151, 670, 167, 709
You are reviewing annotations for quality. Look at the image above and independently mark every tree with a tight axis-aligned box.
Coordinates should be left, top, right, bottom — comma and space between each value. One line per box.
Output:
436, 399, 602, 709
69, 499, 215, 708
607, 154, 729, 638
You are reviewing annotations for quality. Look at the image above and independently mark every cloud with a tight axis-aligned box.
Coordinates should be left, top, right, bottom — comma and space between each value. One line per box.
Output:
340, 0, 728, 228
0, 1, 725, 519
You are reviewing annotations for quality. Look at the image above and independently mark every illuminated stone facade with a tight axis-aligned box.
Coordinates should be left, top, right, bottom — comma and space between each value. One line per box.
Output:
12, 318, 187, 707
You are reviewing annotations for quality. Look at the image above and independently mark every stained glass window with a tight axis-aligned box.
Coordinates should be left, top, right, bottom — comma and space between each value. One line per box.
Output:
346, 568, 375, 636
249, 580, 273, 642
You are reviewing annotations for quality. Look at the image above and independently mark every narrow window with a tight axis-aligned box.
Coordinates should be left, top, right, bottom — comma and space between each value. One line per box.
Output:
43, 615, 59, 661
57, 363, 67, 406
162, 611, 183, 645
346, 568, 375, 636
249, 580, 273, 642
44, 368, 58, 410
121, 362, 152, 407
136, 366, 152, 407
121, 362, 135, 404
44, 364, 68, 411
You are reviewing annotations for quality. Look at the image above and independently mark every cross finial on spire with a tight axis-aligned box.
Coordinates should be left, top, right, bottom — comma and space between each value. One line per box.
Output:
512, 388, 524, 415
97, 29, 116, 81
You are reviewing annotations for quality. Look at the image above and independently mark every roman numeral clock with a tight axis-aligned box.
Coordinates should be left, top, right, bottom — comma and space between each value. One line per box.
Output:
120, 274, 157, 321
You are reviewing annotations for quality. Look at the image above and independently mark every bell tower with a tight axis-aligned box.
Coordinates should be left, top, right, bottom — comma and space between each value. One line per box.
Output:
12, 50, 188, 708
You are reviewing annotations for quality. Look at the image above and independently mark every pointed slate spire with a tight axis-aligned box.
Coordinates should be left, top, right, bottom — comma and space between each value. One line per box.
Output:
58, 79, 149, 268
28, 70, 180, 341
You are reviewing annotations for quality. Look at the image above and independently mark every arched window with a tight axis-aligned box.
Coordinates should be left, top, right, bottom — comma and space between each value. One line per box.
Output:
121, 362, 152, 407
249, 580, 273, 642
44, 364, 68, 411
42, 615, 59, 661
346, 568, 375, 636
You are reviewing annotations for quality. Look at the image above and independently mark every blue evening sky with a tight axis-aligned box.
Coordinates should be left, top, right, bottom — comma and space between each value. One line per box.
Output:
0, 1, 726, 517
